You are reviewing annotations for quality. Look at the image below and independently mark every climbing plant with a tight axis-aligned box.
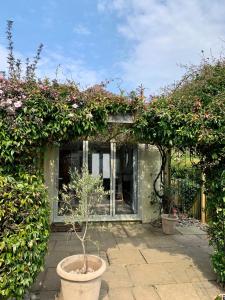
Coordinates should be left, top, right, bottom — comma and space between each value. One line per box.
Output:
0, 21, 224, 298
135, 58, 225, 285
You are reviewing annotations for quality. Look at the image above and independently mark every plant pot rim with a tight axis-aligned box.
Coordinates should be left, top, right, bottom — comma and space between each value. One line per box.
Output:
57, 254, 106, 282
161, 213, 178, 221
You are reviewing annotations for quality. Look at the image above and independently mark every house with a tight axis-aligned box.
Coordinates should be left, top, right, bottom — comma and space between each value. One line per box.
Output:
43, 115, 162, 224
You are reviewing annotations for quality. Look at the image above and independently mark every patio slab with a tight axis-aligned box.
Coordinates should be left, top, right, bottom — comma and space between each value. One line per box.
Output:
161, 261, 215, 283
108, 287, 134, 300
140, 247, 192, 263
28, 223, 223, 300
107, 248, 146, 265
127, 263, 176, 285
41, 268, 60, 291
176, 225, 206, 235
132, 286, 161, 300
102, 265, 133, 289
155, 282, 202, 300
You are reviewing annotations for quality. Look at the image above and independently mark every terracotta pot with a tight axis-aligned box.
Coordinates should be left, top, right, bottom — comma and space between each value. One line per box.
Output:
57, 254, 106, 300
161, 214, 178, 234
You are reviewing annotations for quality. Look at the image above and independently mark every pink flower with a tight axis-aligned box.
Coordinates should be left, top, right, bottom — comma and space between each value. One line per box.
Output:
0, 90, 3, 95
14, 100, 22, 108
40, 85, 48, 91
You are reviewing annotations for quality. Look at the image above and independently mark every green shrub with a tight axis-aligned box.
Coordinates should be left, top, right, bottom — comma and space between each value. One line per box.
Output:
0, 173, 50, 299
206, 167, 225, 286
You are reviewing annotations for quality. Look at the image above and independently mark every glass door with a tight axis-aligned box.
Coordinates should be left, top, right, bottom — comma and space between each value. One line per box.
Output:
55, 141, 138, 221
115, 144, 137, 215
55, 142, 83, 219
88, 142, 111, 216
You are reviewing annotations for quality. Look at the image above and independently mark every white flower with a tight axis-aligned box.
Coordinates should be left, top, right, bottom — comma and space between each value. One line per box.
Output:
6, 106, 15, 114
0, 90, 3, 95
86, 113, 93, 119
72, 103, 78, 109
68, 113, 74, 118
14, 100, 22, 108
0, 100, 5, 107
6, 99, 12, 105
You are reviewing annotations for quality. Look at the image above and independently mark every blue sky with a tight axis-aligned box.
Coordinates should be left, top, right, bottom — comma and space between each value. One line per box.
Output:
0, 0, 225, 95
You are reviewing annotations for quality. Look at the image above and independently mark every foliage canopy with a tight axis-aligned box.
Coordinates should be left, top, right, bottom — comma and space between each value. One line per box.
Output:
0, 21, 224, 294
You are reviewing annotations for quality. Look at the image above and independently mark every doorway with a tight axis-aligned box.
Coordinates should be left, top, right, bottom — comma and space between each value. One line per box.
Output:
54, 141, 139, 221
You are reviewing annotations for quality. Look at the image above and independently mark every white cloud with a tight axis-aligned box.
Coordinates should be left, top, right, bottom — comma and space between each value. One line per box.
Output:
37, 49, 102, 88
0, 44, 102, 88
73, 24, 91, 35
98, 0, 225, 93
97, 0, 127, 14
0, 45, 8, 72
97, 0, 108, 12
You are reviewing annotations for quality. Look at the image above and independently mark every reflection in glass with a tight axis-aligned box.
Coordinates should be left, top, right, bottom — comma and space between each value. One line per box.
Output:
57, 141, 138, 219
58, 142, 83, 216
88, 142, 111, 215
116, 145, 136, 215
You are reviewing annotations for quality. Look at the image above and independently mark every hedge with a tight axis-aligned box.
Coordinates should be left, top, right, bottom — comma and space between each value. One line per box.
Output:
0, 173, 50, 299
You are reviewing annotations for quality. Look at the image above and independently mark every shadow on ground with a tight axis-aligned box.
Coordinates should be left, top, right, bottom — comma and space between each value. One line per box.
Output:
29, 223, 224, 300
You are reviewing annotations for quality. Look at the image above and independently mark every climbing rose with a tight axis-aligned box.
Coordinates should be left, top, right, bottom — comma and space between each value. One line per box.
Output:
6, 99, 12, 105
14, 100, 22, 108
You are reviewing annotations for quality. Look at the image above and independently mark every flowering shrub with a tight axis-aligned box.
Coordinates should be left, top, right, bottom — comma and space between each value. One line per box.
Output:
0, 21, 224, 292
0, 78, 141, 169
0, 61, 224, 286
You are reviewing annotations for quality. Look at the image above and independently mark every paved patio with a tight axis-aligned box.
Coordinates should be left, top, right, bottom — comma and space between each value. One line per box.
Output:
30, 223, 224, 300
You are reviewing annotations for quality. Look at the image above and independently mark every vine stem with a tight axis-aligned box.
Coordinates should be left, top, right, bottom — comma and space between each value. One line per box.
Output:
153, 145, 167, 213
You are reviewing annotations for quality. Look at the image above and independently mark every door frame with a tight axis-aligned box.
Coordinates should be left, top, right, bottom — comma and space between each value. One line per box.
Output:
53, 141, 141, 222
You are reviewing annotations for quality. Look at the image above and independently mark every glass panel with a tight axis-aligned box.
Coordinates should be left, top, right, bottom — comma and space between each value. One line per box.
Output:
103, 154, 110, 178
115, 144, 136, 215
88, 142, 111, 215
58, 142, 83, 216
92, 153, 100, 175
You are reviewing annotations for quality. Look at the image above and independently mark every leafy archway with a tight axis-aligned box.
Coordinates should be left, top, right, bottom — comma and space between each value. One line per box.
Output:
0, 23, 224, 297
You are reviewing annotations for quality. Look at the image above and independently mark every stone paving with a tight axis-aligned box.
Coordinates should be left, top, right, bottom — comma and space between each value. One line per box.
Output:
30, 223, 224, 300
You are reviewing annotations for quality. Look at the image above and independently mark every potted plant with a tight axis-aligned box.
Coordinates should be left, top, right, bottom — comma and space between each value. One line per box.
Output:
56, 165, 108, 300
161, 186, 179, 234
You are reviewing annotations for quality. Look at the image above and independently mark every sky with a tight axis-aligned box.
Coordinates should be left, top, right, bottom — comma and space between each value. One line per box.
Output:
0, 0, 224, 95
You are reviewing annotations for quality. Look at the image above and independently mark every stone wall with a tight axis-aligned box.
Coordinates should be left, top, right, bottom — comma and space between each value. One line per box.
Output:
44, 145, 59, 223
138, 144, 161, 223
